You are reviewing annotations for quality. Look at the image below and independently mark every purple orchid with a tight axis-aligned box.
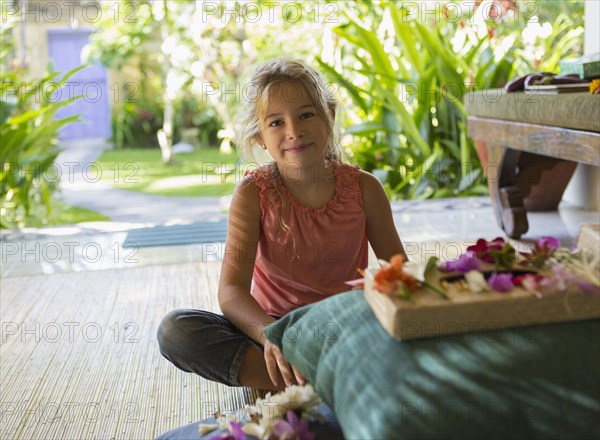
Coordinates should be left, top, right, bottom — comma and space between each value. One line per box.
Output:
488, 273, 514, 292
576, 281, 600, 296
440, 251, 481, 273
269, 410, 314, 440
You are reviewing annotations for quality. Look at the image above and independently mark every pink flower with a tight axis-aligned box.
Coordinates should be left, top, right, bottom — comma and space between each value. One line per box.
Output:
536, 236, 560, 250
521, 236, 561, 269
488, 273, 514, 292
539, 264, 574, 292
513, 274, 544, 298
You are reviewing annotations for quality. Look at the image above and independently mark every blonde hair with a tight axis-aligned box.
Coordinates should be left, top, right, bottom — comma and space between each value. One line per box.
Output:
236, 58, 343, 163
235, 59, 344, 259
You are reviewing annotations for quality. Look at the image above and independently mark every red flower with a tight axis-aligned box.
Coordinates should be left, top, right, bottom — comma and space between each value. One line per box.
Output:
467, 237, 505, 263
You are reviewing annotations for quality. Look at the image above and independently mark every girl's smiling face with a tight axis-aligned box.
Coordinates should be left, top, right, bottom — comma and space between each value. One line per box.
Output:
259, 81, 330, 170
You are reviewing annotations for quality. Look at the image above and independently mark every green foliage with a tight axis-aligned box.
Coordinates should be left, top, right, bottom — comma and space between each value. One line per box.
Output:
1, 66, 85, 227
1, 6, 87, 227
84, 0, 585, 198
112, 100, 164, 149
322, 2, 492, 199
321, 0, 583, 200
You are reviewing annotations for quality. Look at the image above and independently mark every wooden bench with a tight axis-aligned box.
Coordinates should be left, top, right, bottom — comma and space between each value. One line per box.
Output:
466, 90, 600, 238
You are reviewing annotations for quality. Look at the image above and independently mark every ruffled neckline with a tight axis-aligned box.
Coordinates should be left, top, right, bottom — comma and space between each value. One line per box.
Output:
275, 161, 343, 215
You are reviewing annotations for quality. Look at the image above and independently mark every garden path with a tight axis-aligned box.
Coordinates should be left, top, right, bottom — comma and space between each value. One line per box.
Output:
56, 139, 229, 225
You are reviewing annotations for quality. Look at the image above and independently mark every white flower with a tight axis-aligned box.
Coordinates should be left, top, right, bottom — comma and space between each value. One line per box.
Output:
247, 384, 321, 436
465, 270, 489, 293
198, 423, 219, 435
241, 422, 265, 438
202, 385, 321, 439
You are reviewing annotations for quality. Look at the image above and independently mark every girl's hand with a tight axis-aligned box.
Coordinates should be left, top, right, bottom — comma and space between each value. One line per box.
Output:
264, 339, 306, 388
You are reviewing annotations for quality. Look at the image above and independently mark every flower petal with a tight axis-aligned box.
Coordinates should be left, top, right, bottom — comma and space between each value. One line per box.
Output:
198, 423, 220, 435
229, 421, 245, 440
537, 236, 560, 250
444, 251, 481, 273
344, 278, 364, 288
241, 423, 264, 438
271, 419, 293, 437
488, 273, 514, 292
577, 281, 600, 296
465, 270, 488, 293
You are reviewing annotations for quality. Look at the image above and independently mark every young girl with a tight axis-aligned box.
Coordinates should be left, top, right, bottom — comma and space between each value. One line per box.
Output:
157, 58, 406, 390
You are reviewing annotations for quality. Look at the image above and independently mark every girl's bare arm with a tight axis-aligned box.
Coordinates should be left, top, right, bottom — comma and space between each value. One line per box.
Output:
218, 176, 305, 387
218, 177, 275, 345
359, 171, 408, 262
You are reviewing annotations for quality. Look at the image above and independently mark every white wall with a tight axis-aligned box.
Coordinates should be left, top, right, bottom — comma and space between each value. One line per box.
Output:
562, 0, 599, 211
584, 0, 600, 56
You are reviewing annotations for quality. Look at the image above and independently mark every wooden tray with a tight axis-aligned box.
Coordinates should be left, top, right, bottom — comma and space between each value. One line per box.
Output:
364, 268, 600, 341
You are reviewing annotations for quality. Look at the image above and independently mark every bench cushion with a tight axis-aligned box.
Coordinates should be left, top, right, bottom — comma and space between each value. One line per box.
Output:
465, 90, 600, 132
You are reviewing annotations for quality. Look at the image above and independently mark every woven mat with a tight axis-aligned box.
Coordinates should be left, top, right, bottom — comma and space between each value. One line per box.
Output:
122, 222, 228, 248
0, 263, 263, 440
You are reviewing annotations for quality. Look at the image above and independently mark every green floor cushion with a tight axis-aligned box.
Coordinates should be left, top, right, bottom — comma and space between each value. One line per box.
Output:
465, 90, 600, 132
265, 290, 600, 440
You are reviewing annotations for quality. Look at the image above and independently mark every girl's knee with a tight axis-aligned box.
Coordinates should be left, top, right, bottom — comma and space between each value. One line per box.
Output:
156, 309, 217, 354
157, 309, 189, 353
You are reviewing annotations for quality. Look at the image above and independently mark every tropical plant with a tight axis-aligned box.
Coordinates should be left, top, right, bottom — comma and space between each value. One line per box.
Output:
112, 100, 164, 149
1, 0, 87, 227
319, 0, 584, 200
1, 67, 84, 228
320, 1, 508, 199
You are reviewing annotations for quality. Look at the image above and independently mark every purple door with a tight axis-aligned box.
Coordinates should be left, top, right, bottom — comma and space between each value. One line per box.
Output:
47, 28, 111, 140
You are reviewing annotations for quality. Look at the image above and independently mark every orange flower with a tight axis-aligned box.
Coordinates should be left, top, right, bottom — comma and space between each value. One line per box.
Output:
374, 254, 420, 296
590, 79, 600, 94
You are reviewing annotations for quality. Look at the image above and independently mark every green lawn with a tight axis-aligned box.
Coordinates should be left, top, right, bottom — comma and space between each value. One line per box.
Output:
21, 200, 111, 227
95, 148, 241, 197
47, 202, 111, 225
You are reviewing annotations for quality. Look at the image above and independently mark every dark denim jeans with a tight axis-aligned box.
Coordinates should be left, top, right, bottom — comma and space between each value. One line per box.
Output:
157, 309, 261, 386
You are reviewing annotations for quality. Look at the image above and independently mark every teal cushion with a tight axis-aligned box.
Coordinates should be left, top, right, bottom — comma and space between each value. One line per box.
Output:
264, 290, 600, 440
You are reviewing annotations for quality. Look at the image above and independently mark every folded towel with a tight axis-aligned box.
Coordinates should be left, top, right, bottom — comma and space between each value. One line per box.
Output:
505, 72, 588, 92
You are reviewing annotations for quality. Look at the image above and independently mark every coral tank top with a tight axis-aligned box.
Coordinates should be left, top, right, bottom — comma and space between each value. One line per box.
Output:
246, 161, 368, 317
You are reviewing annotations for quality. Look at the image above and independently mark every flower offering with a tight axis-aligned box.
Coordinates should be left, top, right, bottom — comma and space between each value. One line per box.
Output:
363, 236, 600, 341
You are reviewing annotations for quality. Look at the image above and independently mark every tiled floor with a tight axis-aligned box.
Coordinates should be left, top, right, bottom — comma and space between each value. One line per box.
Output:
1, 197, 598, 278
